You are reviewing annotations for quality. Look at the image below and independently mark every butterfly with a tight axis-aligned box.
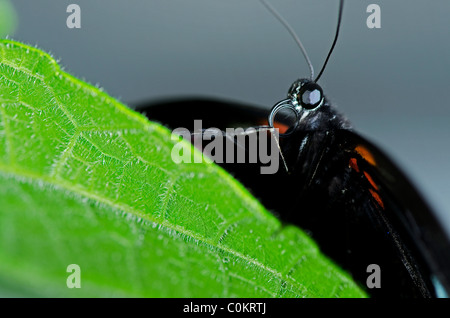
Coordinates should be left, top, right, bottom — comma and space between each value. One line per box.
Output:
135, 0, 450, 298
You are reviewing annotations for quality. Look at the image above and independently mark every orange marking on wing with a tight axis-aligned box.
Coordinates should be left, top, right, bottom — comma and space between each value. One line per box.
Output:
355, 145, 376, 166
369, 188, 385, 209
349, 157, 360, 172
364, 171, 379, 191
258, 119, 289, 134
273, 122, 289, 134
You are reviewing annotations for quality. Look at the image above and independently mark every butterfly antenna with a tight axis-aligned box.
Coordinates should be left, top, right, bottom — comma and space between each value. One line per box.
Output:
314, 0, 344, 82
260, 0, 314, 80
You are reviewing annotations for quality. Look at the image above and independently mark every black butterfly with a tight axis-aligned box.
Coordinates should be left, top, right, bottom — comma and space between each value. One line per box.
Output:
135, 0, 450, 298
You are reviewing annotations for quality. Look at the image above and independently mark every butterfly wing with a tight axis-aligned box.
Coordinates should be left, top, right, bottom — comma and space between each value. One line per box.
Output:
134, 98, 268, 131
288, 128, 450, 297
135, 98, 450, 297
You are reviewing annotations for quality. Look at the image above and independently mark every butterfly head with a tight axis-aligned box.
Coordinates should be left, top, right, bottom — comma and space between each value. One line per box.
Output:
267, 78, 350, 137
288, 78, 324, 110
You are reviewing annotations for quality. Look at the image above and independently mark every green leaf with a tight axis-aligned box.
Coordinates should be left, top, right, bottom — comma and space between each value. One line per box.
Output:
0, 39, 366, 297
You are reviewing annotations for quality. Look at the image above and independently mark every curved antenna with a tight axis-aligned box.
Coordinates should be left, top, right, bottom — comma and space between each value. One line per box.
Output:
260, 0, 314, 80
314, 0, 344, 82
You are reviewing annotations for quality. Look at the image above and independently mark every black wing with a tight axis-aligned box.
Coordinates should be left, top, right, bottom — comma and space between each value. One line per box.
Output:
135, 98, 268, 131
288, 128, 450, 298
135, 98, 450, 298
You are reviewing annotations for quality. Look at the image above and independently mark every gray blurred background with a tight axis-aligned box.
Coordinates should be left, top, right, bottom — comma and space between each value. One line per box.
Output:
8, 0, 450, 235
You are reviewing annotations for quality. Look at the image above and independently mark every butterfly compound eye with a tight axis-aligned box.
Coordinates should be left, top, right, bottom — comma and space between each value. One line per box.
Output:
288, 79, 324, 110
